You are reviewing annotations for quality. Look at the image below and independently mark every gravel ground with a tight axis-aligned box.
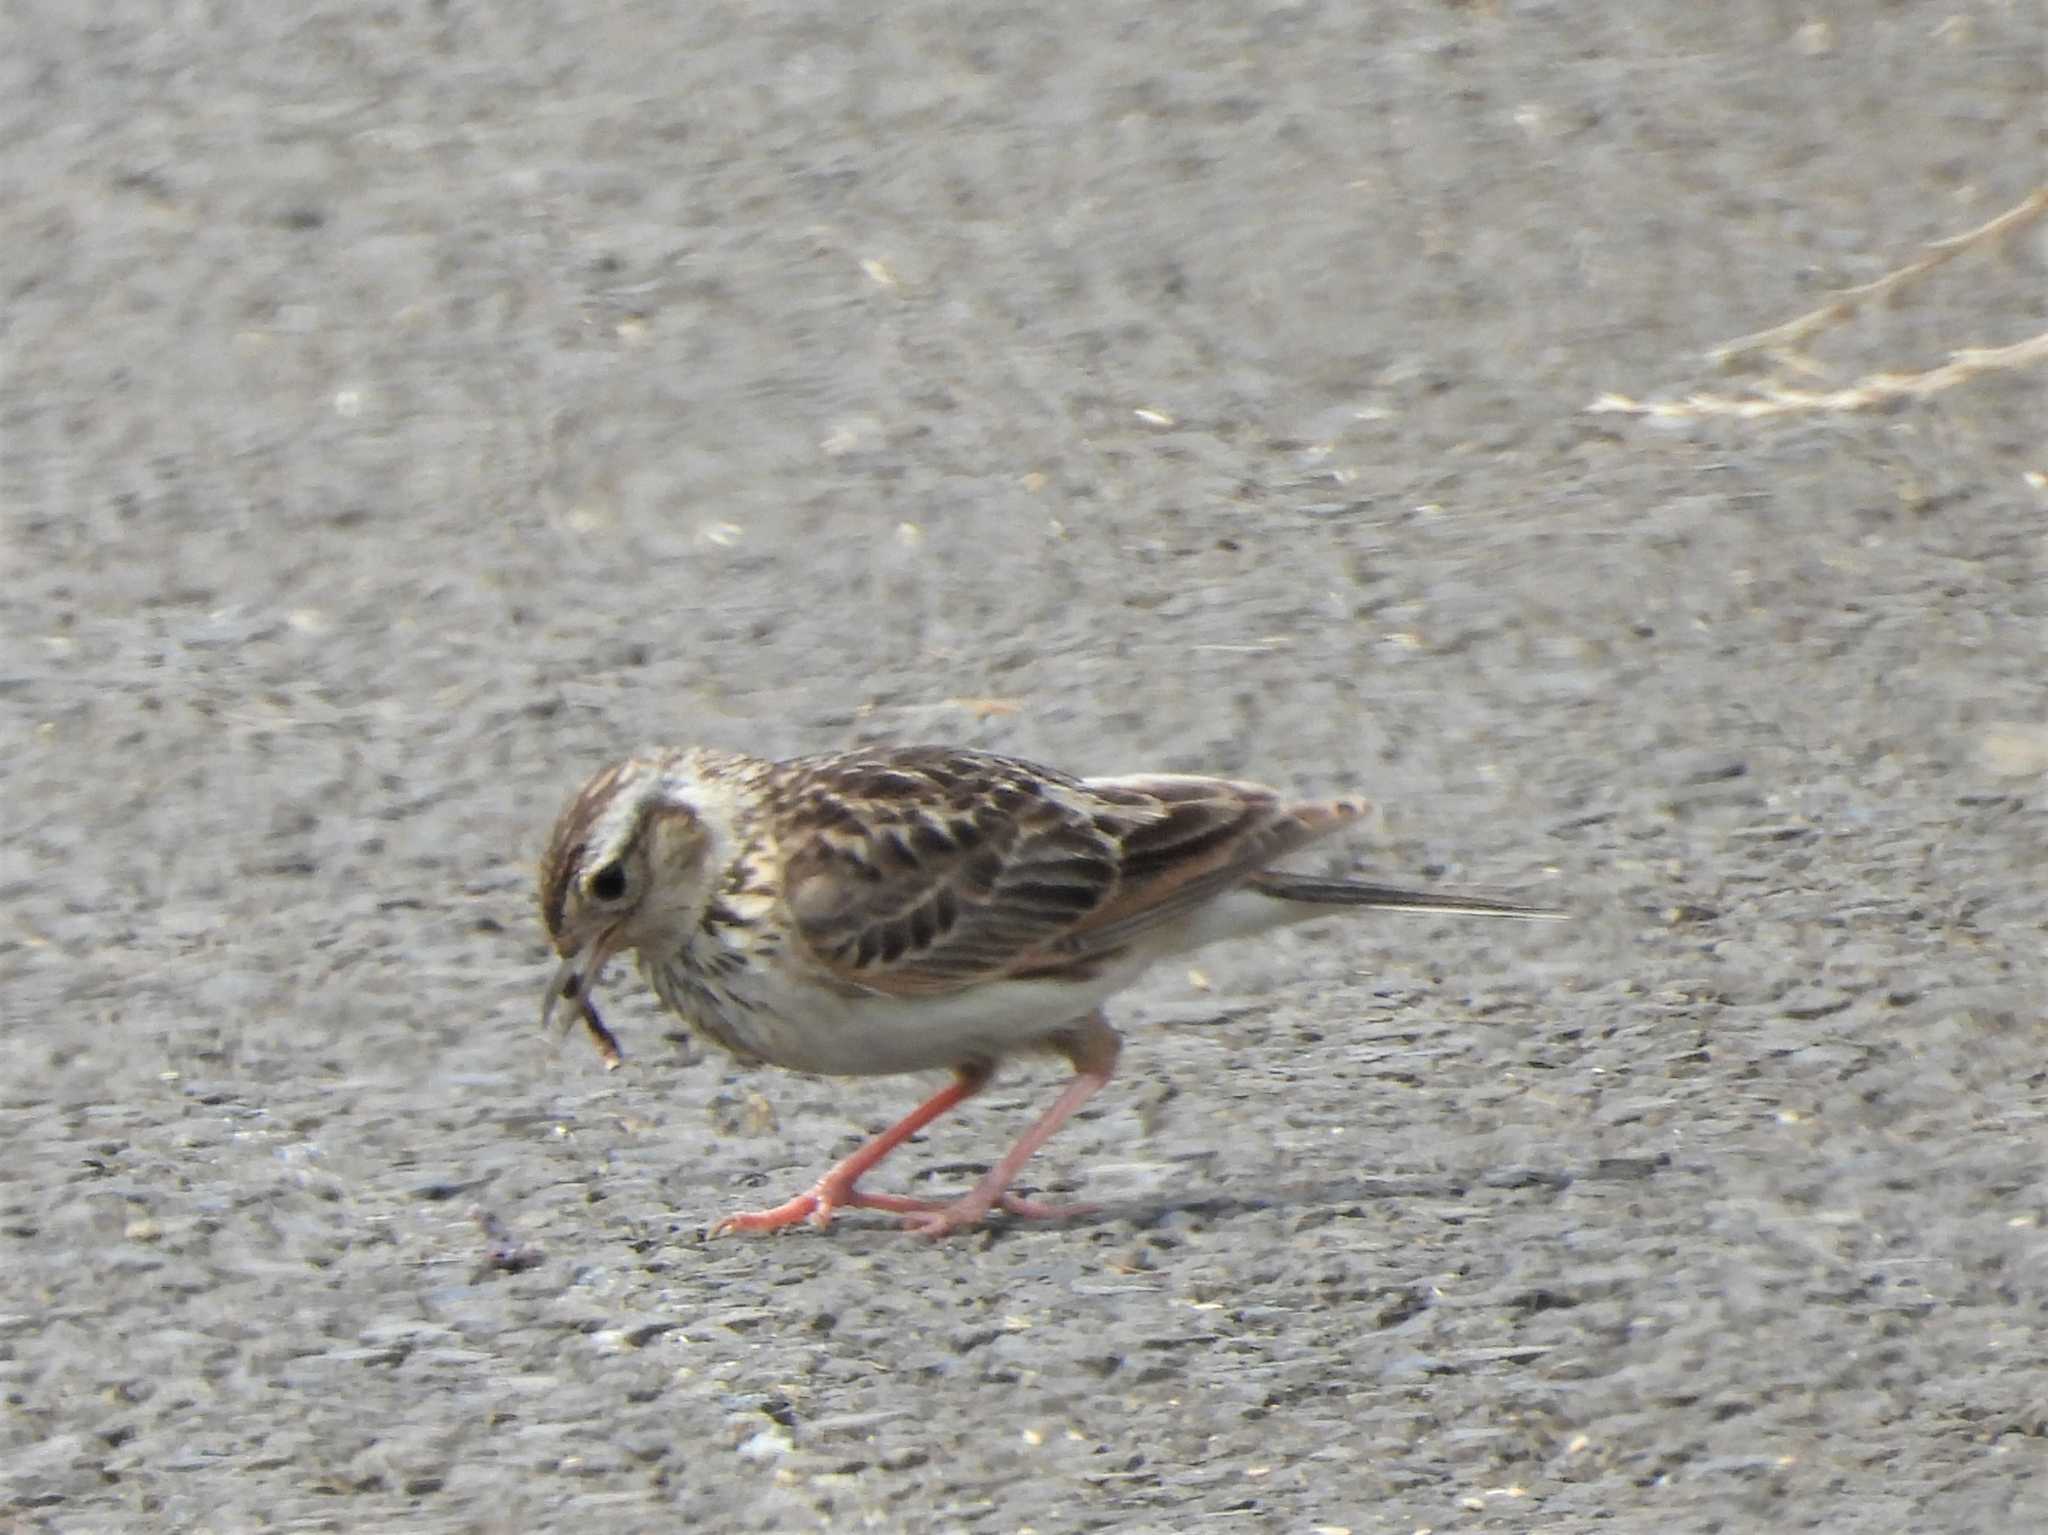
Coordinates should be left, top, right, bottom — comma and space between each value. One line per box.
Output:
4, 2, 2045, 1531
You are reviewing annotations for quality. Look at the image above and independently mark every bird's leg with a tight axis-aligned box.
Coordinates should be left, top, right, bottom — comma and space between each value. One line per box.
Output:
902, 1012, 1121, 1239
709, 1065, 992, 1235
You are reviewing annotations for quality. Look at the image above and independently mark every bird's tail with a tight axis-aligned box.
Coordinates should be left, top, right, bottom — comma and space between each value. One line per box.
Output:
1248, 872, 1564, 919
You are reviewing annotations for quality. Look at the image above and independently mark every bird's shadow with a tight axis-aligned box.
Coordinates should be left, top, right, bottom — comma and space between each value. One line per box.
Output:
1055, 1154, 1667, 1234
1035, 1169, 1507, 1233
687, 1159, 1667, 1244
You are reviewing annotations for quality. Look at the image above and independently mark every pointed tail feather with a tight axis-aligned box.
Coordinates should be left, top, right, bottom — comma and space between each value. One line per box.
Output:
1247, 871, 1565, 919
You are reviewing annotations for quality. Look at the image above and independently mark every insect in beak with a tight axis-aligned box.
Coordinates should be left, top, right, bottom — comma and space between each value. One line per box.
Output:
541, 938, 626, 1070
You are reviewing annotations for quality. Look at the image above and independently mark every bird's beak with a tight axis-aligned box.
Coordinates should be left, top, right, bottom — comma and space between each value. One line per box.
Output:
541, 933, 626, 1070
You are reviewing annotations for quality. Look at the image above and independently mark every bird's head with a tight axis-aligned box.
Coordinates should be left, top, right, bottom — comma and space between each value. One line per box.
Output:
538, 756, 713, 1065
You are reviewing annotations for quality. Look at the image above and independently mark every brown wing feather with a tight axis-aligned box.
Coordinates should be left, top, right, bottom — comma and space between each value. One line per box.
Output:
771, 749, 1114, 993
1041, 775, 1365, 959
767, 750, 1358, 995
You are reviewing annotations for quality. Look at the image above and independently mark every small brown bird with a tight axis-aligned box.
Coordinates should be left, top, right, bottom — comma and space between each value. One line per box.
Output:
539, 745, 1561, 1238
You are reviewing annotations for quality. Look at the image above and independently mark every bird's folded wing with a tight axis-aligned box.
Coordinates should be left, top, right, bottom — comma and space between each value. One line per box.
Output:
772, 763, 1352, 996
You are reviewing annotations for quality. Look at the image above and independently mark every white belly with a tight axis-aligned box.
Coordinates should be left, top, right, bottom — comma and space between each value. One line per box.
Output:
635, 885, 1308, 1078
644, 944, 1153, 1076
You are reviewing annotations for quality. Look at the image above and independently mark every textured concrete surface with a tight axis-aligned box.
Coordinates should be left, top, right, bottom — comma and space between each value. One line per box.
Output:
4, 2, 2045, 1530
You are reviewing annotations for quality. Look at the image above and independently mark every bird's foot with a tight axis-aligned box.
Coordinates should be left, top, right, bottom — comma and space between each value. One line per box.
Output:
706, 1177, 967, 1235
708, 1171, 877, 1235
898, 1190, 1099, 1239
710, 1181, 1094, 1238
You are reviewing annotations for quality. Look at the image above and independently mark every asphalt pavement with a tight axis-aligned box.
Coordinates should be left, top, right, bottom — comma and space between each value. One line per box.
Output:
3, 2, 2044, 1530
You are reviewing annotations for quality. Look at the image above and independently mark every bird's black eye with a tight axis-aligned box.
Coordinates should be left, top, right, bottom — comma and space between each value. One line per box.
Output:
587, 862, 628, 902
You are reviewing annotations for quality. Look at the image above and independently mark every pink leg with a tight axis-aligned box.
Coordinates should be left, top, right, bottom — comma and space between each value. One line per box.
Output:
712, 1014, 1124, 1240
903, 1013, 1121, 1239
710, 1072, 985, 1236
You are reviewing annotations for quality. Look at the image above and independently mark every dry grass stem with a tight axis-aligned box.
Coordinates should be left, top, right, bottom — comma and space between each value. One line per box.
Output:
1591, 186, 2047, 420
1708, 187, 2047, 370
1591, 333, 2048, 420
